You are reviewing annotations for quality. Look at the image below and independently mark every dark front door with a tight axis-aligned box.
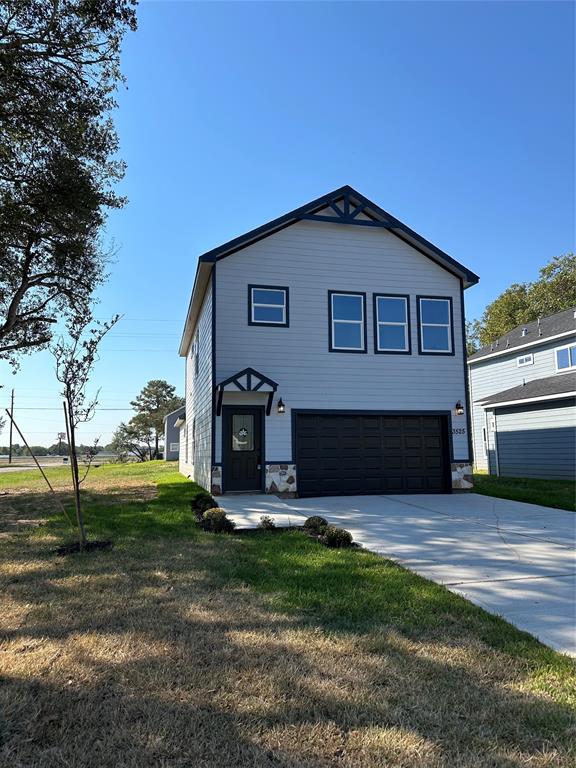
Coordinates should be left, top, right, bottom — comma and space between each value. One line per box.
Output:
223, 407, 263, 492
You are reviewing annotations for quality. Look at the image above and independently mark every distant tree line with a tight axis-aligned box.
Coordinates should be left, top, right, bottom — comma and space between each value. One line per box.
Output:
0, 443, 108, 457
467, 254, 576, 353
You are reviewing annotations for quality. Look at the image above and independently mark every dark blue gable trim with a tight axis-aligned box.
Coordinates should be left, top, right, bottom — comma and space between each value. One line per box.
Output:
460, 280, 474, 465
196, 185, 479, 287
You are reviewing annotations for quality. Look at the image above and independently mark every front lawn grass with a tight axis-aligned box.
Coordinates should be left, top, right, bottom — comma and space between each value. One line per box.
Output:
473, 473, 576, 512
0, 463, 574, 767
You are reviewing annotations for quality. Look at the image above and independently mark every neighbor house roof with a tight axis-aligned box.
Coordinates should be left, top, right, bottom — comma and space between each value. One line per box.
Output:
477, 372, 576, 408
468, 307, 576, 364
163, 405, 186, 423
179, 185, 480, 355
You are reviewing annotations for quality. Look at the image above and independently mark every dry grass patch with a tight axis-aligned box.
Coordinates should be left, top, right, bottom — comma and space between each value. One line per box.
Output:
0, 464, 574, 767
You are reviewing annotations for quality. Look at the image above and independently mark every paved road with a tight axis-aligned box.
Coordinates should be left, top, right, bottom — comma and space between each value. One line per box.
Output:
221, 492, 576, 656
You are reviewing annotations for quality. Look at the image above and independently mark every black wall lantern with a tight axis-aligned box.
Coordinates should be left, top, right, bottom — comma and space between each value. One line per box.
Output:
277, 398, 285, 414
455, 400, 464, 416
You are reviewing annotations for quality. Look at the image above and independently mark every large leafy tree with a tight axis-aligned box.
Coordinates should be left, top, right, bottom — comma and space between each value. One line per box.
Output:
130, 379, 184, 458
111, 419, 154, 463
0, 0, 137, 367
468, 254, 576, 350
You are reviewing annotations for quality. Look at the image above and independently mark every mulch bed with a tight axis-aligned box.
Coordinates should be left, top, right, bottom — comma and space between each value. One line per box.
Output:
54, 539, 114, 556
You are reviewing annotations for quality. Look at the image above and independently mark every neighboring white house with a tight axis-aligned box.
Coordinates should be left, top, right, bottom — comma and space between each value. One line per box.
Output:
178, 186, 479, 497
468, 308, 576, 480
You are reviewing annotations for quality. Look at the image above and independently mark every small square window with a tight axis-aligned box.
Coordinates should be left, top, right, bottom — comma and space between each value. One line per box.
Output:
517, 354, 533, 367
329, 292, 366, 352
249, 286, 289, 326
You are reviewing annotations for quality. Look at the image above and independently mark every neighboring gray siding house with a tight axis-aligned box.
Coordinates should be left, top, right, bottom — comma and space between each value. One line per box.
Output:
179, 186, 479, 497
468, 308, 576, 480
163, 406, 185, 461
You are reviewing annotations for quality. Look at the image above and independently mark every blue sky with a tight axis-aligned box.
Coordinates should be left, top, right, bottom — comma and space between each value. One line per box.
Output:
1, 0, 574, 448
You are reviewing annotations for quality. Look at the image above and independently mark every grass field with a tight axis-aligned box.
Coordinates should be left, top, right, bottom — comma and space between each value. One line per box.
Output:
0, 462, 574, 767
473, 473, 576, 512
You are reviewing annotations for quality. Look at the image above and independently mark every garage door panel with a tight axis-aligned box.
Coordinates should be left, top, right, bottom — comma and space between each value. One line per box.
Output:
295, 412, 449, 497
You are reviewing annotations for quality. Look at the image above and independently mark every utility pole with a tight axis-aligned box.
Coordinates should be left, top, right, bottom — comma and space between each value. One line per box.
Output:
8, 389, 14, 464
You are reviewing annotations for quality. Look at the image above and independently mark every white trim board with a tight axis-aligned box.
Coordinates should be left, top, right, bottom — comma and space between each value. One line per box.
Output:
468, 330, 576, 365
480, 391, 576, 409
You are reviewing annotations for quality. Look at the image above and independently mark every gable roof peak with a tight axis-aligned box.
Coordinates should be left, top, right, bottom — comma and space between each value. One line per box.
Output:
196, 186, 479, 288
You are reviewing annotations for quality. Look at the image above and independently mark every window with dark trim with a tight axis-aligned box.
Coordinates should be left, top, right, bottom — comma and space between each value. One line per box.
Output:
191, 417, 196, 463
248, 285, 289, 326
329, 291, 366, 352
374, 294, 411, 353
417, 296, 454, 354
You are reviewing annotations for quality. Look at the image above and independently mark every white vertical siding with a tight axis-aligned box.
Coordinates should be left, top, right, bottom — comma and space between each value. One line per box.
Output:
215, 219, 469, 463
468, 336, 576, 470
180, 278, 213, 490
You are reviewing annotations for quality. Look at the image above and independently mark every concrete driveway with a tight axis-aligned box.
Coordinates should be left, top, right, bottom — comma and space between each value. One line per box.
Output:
220, 493, 576, 656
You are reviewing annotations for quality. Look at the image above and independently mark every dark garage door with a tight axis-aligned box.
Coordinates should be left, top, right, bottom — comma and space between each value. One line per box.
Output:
295, 413, 450, 497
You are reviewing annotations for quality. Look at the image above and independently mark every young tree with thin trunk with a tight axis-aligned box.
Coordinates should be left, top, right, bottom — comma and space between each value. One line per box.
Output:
52, 315, 119, 548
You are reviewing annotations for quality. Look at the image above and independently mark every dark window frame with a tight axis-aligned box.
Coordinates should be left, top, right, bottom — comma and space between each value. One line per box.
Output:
328, 290, 367, 353
416, 295, 455, 356
373, 293, 412, 355
248, 284, 290, 327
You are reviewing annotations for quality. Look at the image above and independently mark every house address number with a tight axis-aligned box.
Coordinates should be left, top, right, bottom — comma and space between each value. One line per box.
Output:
452, 427, 466, 435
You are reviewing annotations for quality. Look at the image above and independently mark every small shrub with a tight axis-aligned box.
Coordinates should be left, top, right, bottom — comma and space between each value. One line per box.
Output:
258, 515, 276, 530
303, 515, 328, 534
191, 493, 217, 522
202, 507, 235, 533
321, 525, 353, 548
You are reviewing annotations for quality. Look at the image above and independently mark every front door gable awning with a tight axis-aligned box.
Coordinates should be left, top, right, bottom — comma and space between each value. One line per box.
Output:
215, 367, 279, 415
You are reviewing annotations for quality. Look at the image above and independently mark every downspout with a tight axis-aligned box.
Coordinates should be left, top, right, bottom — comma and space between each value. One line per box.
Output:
493, 409, 500, 477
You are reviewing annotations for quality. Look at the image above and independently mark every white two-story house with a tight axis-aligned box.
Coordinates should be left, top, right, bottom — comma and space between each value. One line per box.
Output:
178, 186, 479, 497
468, 308, 576, 479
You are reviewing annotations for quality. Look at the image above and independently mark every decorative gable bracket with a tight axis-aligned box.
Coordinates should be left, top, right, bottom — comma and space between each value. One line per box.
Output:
215, 367, 279, 416
301, 188, 391, 228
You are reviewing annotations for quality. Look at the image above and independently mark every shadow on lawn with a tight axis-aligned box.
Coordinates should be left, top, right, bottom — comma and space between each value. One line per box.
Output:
0, 480, 200, 540
1, 525, 575, 767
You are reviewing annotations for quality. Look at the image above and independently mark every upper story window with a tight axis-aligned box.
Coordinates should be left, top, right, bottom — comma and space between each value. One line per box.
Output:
517, 353, 534, 367
417, 296, 453, 355
248, 285, 289, 326
374, 295, 410, 353
329, 291, 366, 352
555, 343, 576, 372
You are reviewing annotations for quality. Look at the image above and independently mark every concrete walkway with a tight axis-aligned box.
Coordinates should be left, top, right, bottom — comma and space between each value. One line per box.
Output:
220, 493, 576, 656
